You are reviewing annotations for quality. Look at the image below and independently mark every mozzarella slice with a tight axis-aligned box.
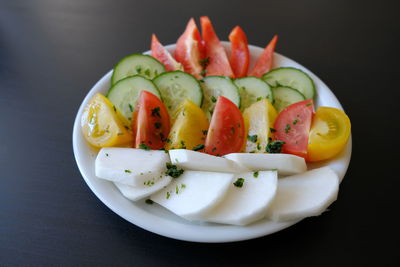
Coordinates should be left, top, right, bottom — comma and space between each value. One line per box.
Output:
95, 148, 169, 186
266, 166, 339, 222
224, 153, 307, 176
150, 171, 234, 220
114, 175, 172, 201
169, 149, 248, 173
203, 171, 278, 225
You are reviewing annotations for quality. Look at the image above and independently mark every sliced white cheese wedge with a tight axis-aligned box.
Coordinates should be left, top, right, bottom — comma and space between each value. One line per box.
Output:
150, 171, 234, 220
203, 171, 278, 225
95, 148, 170, 186
224, 153, 307, 176
168, 149, 248, 173
114, 174, 172, 201
266, 166, 339, 222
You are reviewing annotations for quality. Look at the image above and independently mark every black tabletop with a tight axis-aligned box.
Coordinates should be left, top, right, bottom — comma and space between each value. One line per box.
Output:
1, 0, 399, 266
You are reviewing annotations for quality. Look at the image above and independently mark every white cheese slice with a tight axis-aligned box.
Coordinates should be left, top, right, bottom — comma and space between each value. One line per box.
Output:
150, 171, 234, 220
266, 166, 339, 222
114, 174, 172, 201
95, 148, 170, 186
168, 149, 248, 173
224, 153, 307, 176
203, 171, 278, 225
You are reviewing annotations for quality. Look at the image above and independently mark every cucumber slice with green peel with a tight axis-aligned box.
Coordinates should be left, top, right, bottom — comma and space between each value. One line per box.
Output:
262, 67, 315, 100
272, 86, 306, 112
107, 75, 161, 121
112, 54, 165, 85
234, 77, 273, 111
153, 71, 203, 113
201, 76, 240, 119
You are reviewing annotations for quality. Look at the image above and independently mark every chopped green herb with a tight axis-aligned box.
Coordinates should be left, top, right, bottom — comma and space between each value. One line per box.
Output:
128, 104, 133, 112
253, 171, 259, 178
145, 199, 154, 204
166, 191, 171, 199
247, 135, 258, 143
257, 143, 261, 150
256, 96, 262, 101
144, 69, 151, 76
284, 124, 291, 133
193, 144, 205, 151
124, 169, 131, 173
180, 140, 186, 149
165, 138, 171, 143
154, 122, 162, 129
199, 57, 210, 68
305, 103, 312, 107
181, 183, 186, 188
113, 105, 116, 112
293, 119, 299, 125
136, 66, 142, 73
233, 178, 245, 188
202, 130, 208, 135
212, 147, 217, 152
211, 96, 217, 103
176, 185, 179, 194
151, 107, 161, 118
165, 163, 184, 178
139, 143, 150, 150
105, 153, 109, 157
200, 69, 208, 76
159, 148, 168, 153
270, 128, 276, 133
266, 140, 285, 153
128, 117, 132, 121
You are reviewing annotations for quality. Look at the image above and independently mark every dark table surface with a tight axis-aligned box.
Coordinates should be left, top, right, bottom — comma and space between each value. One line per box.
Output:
1, 0, 399, 266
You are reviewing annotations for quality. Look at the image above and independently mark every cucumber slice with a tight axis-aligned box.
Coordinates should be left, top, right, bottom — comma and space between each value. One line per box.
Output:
107, 75, 161, 121
112, 54, 165, 85
201, 76, 240, 119
153, 71, 203, 113
272, 86, 305, 112
262, 67, 315, 100
234, 77, 273, 111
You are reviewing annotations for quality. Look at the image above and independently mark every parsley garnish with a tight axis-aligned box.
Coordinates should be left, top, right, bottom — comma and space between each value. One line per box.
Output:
233, 178, 245, 188
136, 66, 142, 73
199, 57, 210, 68
202, 130, 208, 135
139, 143, 150, 150
284, 124, 291, 133
113, 105, 116, 112
247, 135, 258, 143
257, 143, 261, 150
144, 69, 151, 76
145, 199, 154, 204
151, 107, 161, 118
128, 104, 133, 112
256, 96, 262, 101
293, 119, 299, 125
193, 144, 205, 151
253, 171, 259, 178
180, 140, 186, 149
266, 140, 285, 153
211, 96, 217, 103
124, 169, 131, 173
200, 69, 208, 76
165, 163, 184, 178
212, 147, 217, 152
166, 191, 171, 199
305, 103, 312, 107
270, 128, 276, 133
106, 153, 109, 157
154, 122, 162, 129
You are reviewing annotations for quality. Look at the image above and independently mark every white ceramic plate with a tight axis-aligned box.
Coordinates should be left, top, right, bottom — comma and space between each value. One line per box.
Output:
72, 43, 352, 243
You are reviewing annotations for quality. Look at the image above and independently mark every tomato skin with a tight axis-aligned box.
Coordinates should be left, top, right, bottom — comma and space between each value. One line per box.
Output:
307, 107, 351, 162
229, 26, 250, 78
249, 35, 278, 78
131, 91, 170, 150
200, 16, 234, 78
274, 99, 314, 158
205, 96, 245, 156
151, 34, 182, 71
174, 18, 204, 79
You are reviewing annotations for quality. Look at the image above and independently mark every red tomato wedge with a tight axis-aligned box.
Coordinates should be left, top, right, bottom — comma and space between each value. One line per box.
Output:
249, 35, 278, 78
131, 91, 170, 150
174, 18, 204, 79
273, 99, 314, 159
151, 34, 183, 71
200, 16, 234, 78
205, 96, 245, 156
229, 26, 250, 78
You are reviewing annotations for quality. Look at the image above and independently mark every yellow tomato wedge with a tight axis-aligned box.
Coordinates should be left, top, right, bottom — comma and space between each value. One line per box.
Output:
166, 99, 209, 150
81, 93, 132, 148
307, 107, 351, 162
243, 99, 278, 153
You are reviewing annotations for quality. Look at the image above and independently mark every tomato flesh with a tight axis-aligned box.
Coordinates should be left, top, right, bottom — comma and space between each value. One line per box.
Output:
229, 26, 250, 78
249, 35, 278, 78
132, 91, 170, 150
151, 34, 182, 71
274, 99, 314, 158
174, 18, 204, 79
205, 96, 245, 156
200, 16, 234, 78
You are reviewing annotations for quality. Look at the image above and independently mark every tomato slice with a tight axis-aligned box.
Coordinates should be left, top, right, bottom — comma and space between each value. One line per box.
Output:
307, 107, 351, 162
249, 35, 278, 78
205, 96, 245, 156
274, 99, 314, 158
229, 26, 250, 78
174, 18, 204, 79
200, 16, 234, 78
131, 91, 170, 150
151, 34, 183, 72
